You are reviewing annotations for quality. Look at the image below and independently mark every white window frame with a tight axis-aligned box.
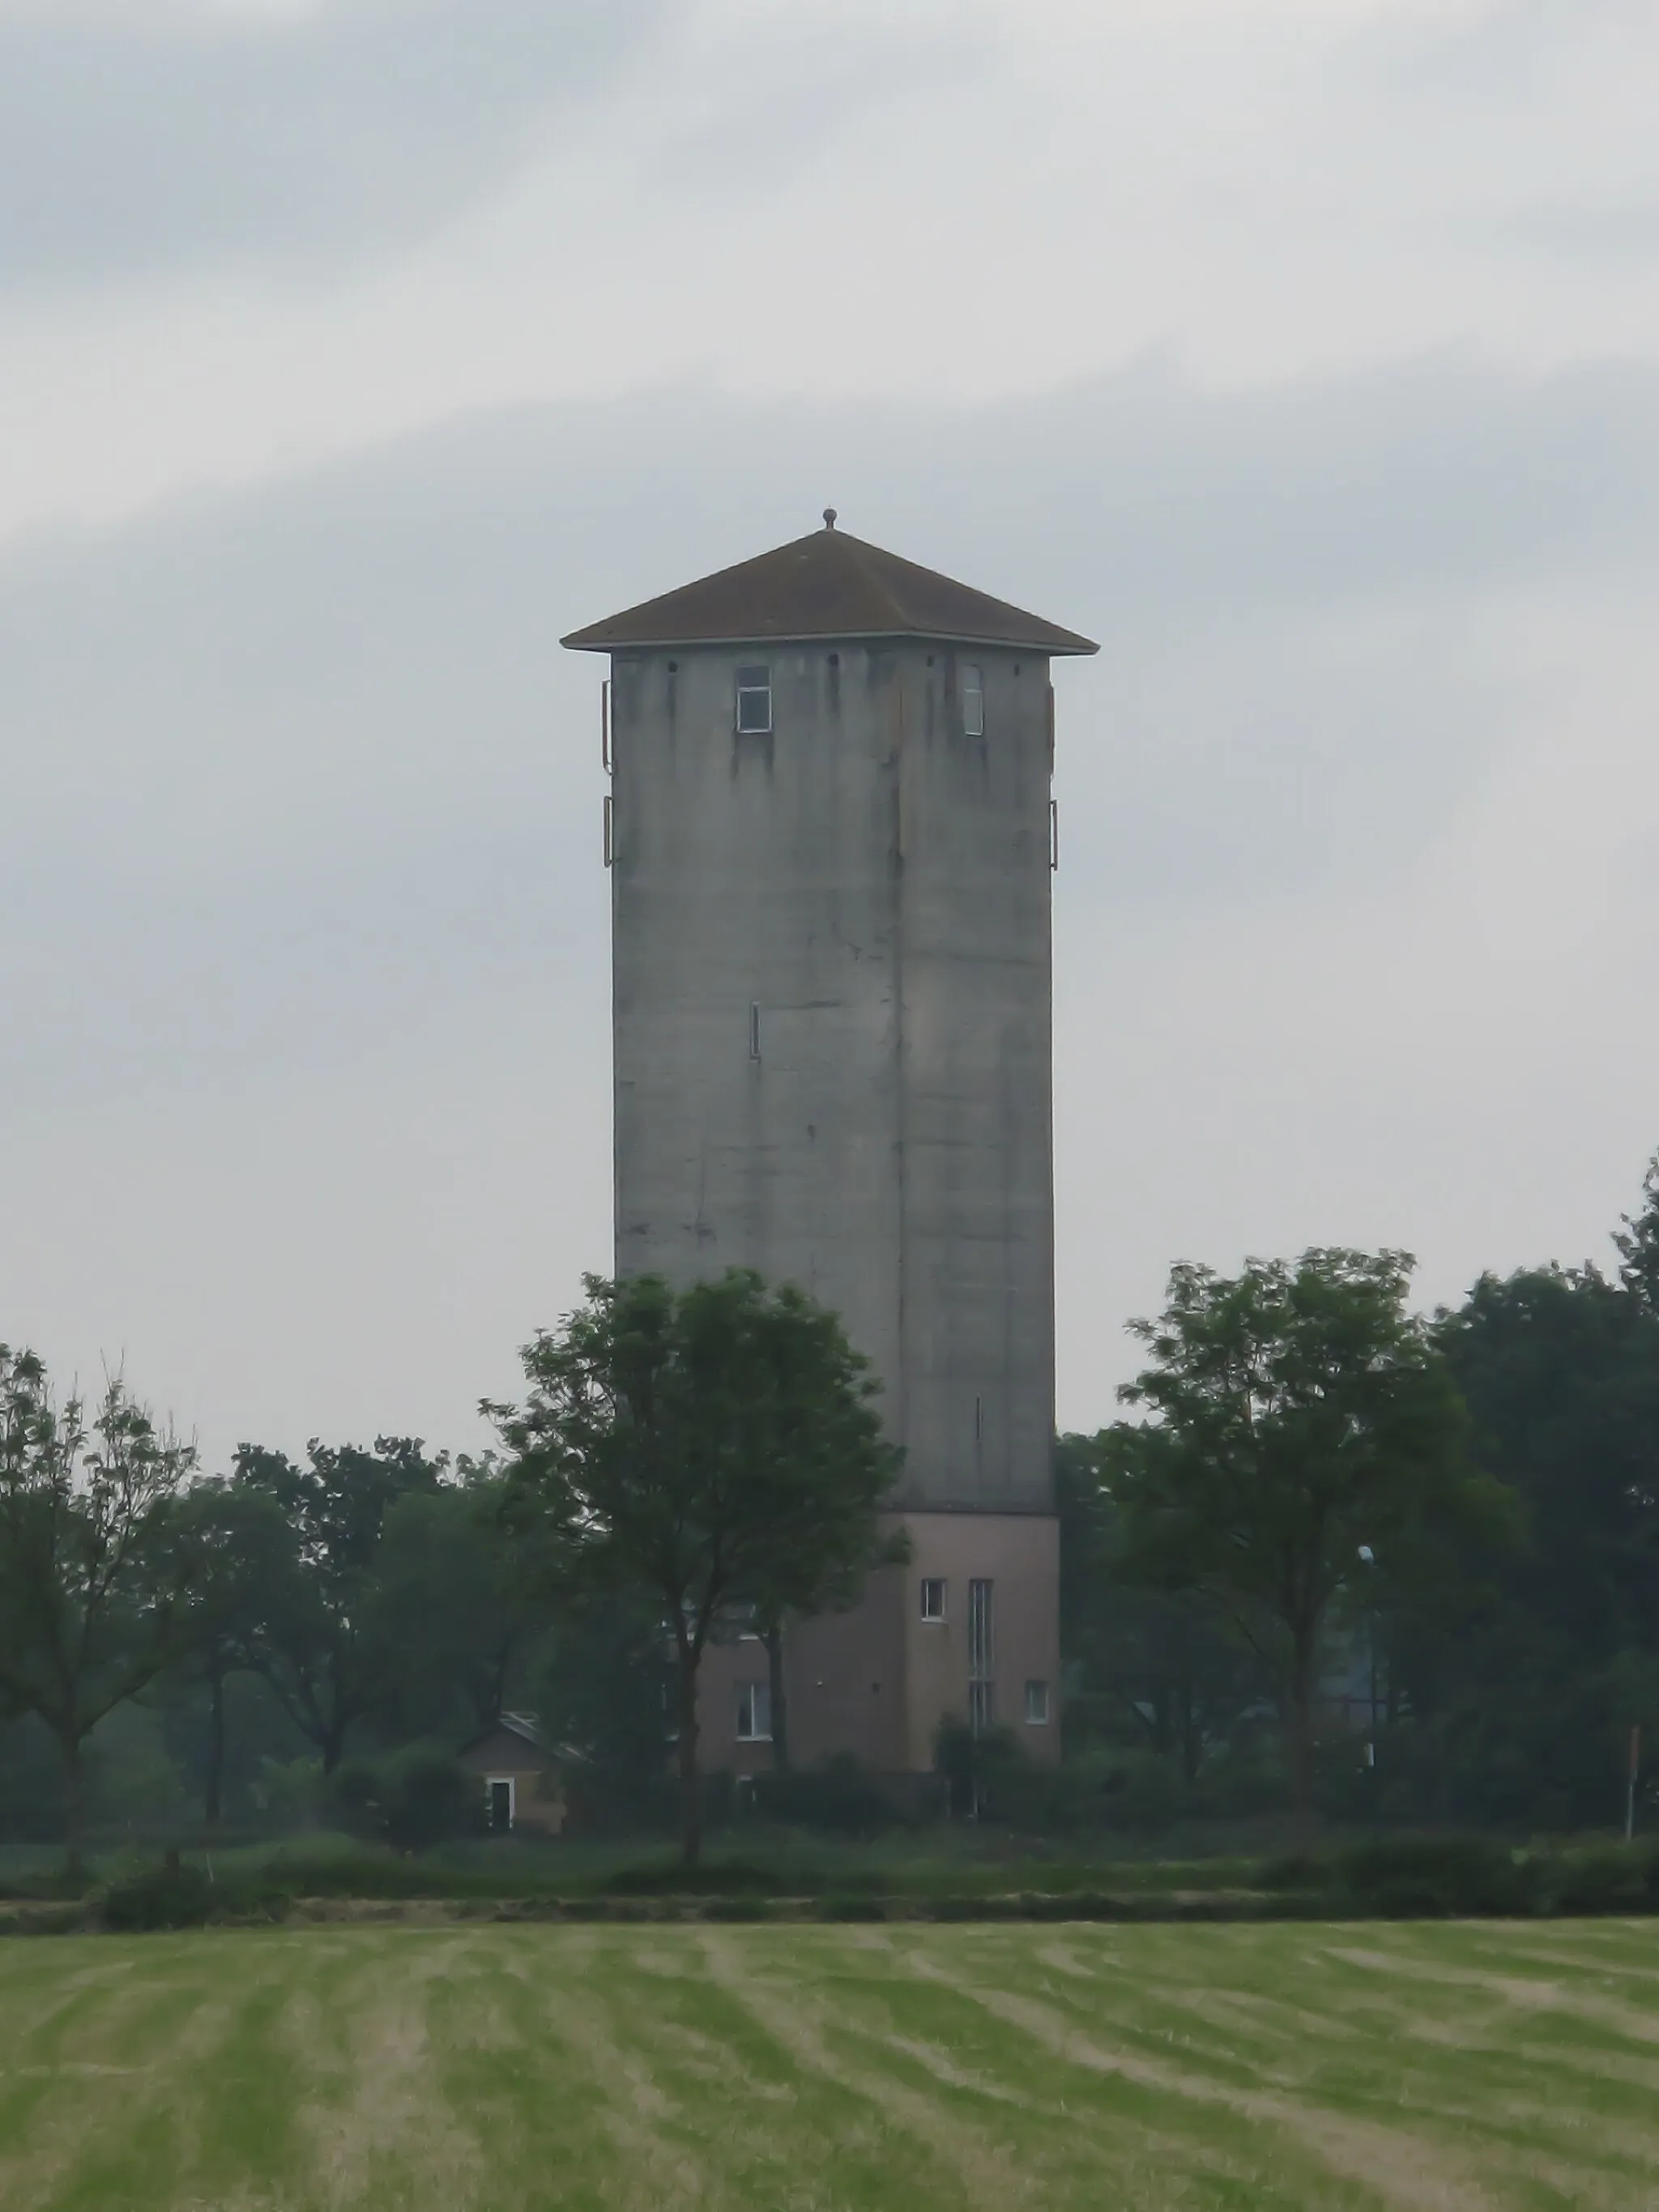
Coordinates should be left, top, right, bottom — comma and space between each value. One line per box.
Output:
968, 1678, 996, 1737
736, 664, 773, 735
736, 1678, 773, 1742
919, 1576, 947, 1622
1024, 1680, 1051, 1727
962, 663, 985, 739
484, 1775, 517, 1826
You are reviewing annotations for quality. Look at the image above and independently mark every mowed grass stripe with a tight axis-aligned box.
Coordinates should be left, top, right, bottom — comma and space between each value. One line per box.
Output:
774, 1928, 1349, 2212
0, 1922, 1656, 2208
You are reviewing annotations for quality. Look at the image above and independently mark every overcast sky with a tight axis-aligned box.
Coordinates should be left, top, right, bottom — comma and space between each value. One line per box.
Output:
5, 0, 1659, 1467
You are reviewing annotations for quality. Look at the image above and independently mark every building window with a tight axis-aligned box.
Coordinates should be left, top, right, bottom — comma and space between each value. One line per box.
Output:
736, 664, 772, 734
919, 1576, 947, 1622
968, 1679, 996, 1737
967, 1578, 994, 1676
1024, 1680, 1051, 1726
736, 1678, 772, 1741
962, 663, 984, 738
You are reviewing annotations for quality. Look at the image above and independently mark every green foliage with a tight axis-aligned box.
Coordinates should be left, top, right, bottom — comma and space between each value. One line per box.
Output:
0, 1349, 198, 1869
1058, 1434, 1268, 1775
98, 1858, 292, 1931
490, 1268, 901, 1865
1094, 1250, 1510, 1825
99, 1860, 214, 1931
366, 1470, 544, 1741
1396, 1262, 1659, 1829
603, 1856, 785, 1896
329, 1746, 484, 1849
747, 1754, 902, 1837
231, 1435, 446, 1774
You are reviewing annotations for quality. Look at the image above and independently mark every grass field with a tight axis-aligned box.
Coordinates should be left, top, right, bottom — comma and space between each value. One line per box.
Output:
2, 1920, 1657, 2210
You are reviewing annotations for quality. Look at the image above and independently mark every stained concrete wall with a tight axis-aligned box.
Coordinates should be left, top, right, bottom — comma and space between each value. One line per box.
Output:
609, 639, 1056, 1515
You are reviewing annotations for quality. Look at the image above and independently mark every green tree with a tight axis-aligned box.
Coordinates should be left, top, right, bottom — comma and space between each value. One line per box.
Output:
1615, 1149, 1659, 1312
1058, 1434, 1265, 1780
165, 1480, 294, 1827
1098, 1251, 1508, 1830
488, 1270, 900, 1865
366, 1464, 545, 1740
1404, 1262, 1659, 1827
232, 1436, 442, 1775
0, 1349, 197, 1873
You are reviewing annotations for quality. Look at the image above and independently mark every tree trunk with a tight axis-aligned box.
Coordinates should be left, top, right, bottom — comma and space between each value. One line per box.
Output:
1179, 1677, 1201, 1784
764, 1622, 790, 1774
61, 1731, 86, 1884
676, 1643, 703, 1868
204, 1657, 226, 1830
1286, 1635, 1316, 1842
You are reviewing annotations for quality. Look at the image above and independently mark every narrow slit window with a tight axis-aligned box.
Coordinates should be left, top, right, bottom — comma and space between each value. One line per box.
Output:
748, 1002, 761, 1060
736, 664, 772, 735
1024, 1680, 1051, 1726
968, 1678, 996, 1737
919, 1577, 947, 1622
736, 1678, 772, 1741
968, 1578, 995, 1677
962, 663, 984, 738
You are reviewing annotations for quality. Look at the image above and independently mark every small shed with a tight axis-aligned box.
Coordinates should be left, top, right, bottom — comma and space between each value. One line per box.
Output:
457, 1712, 567, 1836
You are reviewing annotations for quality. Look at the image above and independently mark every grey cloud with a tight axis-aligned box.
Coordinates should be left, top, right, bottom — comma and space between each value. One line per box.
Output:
0, 0, 667, 284
8, 356, 1659, 1456
1498, 194, 1659, 264
5, 352, 1659, 1119
1359, 0, 1654, 103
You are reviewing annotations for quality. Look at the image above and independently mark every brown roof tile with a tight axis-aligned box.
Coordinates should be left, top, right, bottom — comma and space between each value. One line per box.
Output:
561, 520, 1098, 656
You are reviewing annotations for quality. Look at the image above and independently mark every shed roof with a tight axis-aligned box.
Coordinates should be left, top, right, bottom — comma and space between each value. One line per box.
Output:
561, 518, 1098, 657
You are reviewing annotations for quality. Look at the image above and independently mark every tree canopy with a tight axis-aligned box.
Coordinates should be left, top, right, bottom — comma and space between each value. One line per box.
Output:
488, 1268, 901, 1863
1093, 1249, 1512, 1826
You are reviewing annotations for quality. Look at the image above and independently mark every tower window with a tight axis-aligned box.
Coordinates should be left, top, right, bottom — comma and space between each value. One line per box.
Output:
736, 664, 772, 734
968, 1578, 995, 1676
968, 1679, 996, 1737
1024, 1680, 1051, 1726
919, 1577, 947, 1622
962, 664, 984, 738
736, 1679, 772, 1741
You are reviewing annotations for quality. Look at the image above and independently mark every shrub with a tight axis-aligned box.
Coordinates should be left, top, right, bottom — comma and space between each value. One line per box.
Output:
1338, 1835, 1533, 1918
748, 1754, 902, 1837
100, 1862, 213, 1933
329, 1749, 483, 1850
1537, 1844, 1652, 1916
603, 1857, 786, 1896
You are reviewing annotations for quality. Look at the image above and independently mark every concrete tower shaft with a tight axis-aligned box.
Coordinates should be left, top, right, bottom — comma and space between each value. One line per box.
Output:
609, 640, 1056, 1513
565, 523, 1095, 1776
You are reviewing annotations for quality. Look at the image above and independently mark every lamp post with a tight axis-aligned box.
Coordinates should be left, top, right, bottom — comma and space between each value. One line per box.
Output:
1358, 1545, 1380, 1823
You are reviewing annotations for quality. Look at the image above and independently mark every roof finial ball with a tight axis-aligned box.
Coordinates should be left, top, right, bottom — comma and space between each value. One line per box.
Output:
822, 507, 838, 530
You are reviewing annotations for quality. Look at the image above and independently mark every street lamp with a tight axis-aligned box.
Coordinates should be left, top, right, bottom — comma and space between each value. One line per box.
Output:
1357, 1545, 1380, 1815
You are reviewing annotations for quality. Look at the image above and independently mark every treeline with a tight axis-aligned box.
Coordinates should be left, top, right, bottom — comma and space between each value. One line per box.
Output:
6, 1171, 1659, 1860
0, 1372, 674, 1867
0, 1270, 894, 1869
1060, 1163, 1659, 1837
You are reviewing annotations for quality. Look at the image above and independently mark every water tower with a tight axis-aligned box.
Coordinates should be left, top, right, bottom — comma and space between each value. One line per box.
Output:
563, 514, 1096, 1781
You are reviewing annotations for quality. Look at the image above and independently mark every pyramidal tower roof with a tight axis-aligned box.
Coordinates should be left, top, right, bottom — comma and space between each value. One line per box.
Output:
561, 513, 1098, 657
